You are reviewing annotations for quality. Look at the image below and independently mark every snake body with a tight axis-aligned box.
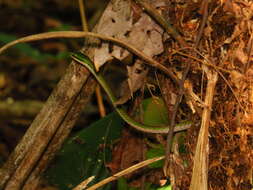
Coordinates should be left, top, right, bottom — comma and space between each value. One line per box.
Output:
71, 52, 192, 133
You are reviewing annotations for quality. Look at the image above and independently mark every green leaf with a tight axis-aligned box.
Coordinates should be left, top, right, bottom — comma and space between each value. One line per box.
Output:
156, 185, 172, 190
141, 97, 168, 169
146, 146, 165, 168
117, 178, 129, 190
45, 112, 124, 190
142, 97, 169, 126
55, 51, 69, 60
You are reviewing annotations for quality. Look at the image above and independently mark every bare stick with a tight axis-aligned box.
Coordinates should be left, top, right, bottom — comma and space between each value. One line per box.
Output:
78, 0, 89, 32
189, 66, 218, 190
73, 156, 165, 190
95, 86, 106, 117
0, 63, 91, 189
22, 77, 97, 189
195, 0, 209, 47
73, 176, 95, 190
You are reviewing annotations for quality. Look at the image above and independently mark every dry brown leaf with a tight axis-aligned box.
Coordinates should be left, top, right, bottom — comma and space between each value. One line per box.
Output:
127, 60, 148, 95
229, 70, 244, 90
94, 0, 133, 70
94, 0, 164, 70
126, 12, 164, 57
122, 4, 164, 98
224, 1, 253, 44
242, 112, 253, 125
115, 60, 149, 105
107, 130, 144, 176
233, 41, 248, 65
93, 0, 165, 103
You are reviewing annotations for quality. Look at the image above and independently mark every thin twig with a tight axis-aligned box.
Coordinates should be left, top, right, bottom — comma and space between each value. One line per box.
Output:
131, 3, 191, 177
172, 50, 231, 73
95, 86, 106, 117
78, 0, 106, 117
0, 31, 180, 86
195, 0, 209, 47
135, 0, 187, 47
78, 0, 89, 32
163, 56, 191, 176
164, 0, 209, 176
73, 176, 95, 190
135, 0, 192, 177
133, 0, 191, 175
75, 156, 165, 190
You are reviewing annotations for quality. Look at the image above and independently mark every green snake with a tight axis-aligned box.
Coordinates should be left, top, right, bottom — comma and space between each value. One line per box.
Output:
71, 52, 192, 133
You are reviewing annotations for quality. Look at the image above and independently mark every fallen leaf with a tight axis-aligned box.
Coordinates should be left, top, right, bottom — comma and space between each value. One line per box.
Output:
229, 70, 245, 90
94, 0, 164, 70
94, 0, 133, 70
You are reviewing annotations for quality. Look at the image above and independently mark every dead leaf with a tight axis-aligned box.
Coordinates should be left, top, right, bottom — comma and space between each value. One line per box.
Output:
93, 0, 165, 104
224, 1, 253, 45
242, 112, 253, 125
94, 0, 133, 70
126, 12, 164, 57
229, 70, 244, 90
115, 80, 131, 105
233, 41, 248, 65
115, 59, 149, 105
94, 0, 164, 70
107, 129, 144, 178
127, 60, 148, 95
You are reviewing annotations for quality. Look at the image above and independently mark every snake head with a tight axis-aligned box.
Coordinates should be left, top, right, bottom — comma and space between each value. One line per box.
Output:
71, 52, 96, 71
